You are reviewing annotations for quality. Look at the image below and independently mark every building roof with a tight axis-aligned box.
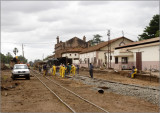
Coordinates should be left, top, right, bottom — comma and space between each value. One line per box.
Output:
115, 37, 160, 49
47, 55, 55, 59
62, 48, 84, 54
80, 37, 133, 54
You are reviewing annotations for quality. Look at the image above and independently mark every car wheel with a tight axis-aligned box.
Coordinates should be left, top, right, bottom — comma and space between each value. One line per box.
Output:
26, 75, 30, 80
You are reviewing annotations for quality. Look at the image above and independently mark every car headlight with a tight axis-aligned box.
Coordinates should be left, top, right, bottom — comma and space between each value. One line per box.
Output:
13, 71, 18, 74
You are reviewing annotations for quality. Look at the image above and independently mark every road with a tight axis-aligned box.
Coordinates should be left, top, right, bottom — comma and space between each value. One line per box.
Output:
1, 69, 159, 112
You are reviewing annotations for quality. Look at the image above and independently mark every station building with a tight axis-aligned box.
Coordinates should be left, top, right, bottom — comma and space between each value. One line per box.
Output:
113, 37, 160, 71
79, 37, 133, 68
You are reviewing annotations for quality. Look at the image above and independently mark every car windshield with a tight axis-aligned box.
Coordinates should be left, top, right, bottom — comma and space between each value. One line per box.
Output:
14, 65, 28, 69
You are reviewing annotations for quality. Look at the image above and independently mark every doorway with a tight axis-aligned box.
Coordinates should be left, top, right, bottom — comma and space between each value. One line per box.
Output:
136, 52, 142, 70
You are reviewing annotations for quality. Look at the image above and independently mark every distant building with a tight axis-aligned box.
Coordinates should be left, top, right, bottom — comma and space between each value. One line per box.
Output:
61, 48, 83, 64
79, 37, 133, 68
54, 36, 89, 61
114, 37, 160, 71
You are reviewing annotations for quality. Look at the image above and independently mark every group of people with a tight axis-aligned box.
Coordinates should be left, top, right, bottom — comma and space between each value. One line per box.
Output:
39, 63, 137, 79
39, 63, 80, 77
58, 63, 78, 77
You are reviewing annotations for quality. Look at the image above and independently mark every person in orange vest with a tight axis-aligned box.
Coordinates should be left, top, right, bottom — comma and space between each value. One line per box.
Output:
52, 64, 56, 76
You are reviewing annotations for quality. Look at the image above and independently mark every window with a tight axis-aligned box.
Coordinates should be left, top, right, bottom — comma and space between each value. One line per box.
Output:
115, 57, 118, 64
122, 57, 128, 64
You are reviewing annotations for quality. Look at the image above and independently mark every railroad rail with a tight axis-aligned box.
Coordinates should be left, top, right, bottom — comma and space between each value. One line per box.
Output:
31, 69, 109, 113
31, 70, 76, 113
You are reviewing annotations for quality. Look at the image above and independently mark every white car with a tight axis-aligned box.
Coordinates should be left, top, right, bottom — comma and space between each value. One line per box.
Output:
11, 64, 30, 80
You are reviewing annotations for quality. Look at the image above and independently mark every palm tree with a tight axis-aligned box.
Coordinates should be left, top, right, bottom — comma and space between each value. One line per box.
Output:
13, 48, 18, 56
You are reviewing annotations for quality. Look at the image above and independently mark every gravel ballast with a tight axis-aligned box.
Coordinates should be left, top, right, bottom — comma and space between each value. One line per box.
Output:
68, 75, 159, 105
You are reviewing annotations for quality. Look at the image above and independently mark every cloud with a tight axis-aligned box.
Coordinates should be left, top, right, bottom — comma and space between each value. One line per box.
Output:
78, 1, 110, 6
1, 1, 159, 61
2, 1, 69, 13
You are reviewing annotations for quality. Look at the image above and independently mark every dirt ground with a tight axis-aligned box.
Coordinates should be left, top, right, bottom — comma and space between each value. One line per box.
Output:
1, 69, 159, 112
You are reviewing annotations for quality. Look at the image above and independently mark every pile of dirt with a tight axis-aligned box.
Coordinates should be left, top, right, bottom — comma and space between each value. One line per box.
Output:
1, 63, 9, 70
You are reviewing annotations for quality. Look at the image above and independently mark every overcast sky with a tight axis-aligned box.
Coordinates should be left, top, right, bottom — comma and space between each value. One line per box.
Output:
1, 1, 159, 62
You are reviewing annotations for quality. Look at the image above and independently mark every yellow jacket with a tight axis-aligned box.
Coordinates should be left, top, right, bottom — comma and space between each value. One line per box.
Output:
53, 66, 56, 71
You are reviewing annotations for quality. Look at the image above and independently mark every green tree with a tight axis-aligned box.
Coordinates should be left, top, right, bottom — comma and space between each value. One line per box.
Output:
18, 55, 28, 63
0, 52, 13, 63
155, 30, 159, 37
6, 52, 13, 64
0, 53, 6, 63
139, 14, 159, 40
91, 34, 103, 46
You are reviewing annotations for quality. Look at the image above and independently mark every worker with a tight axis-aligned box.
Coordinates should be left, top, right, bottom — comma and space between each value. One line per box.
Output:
59, 64, 63, 77
64, 64, 67, 77
52, 64, 56, 76
76, 64, 79, 74
68, 63, 71, 75
39, 65, 41, 73
67, 63, 70, 75
131, 66, 137, 78
43, 64, 47, 76
61, 64, 66, 78
89, 63, 93, 78
70, 64, 73, 76
46, 64, 49, 76
73, 64, 76, 76
70, 64, 76, 76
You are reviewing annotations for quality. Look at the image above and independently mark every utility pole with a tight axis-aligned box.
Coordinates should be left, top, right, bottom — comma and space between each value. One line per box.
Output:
107, 30, 111, 69
22, 44, 24, 58
42, 54, 44, 61
109, 32, 111, 68
22, 44, 24, 63
122, 30, 124, 37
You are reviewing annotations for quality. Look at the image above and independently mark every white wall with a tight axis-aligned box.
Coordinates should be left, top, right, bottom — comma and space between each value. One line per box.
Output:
102, 38, 133, 65
62, 53, 79, 59
79, 51, 96, 63
113, 45, 159, 71
131, 45, 159, 62
62, 53, 79, 65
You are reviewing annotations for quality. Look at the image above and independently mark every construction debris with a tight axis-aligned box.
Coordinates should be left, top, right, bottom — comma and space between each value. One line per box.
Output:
98, 89, 104, 94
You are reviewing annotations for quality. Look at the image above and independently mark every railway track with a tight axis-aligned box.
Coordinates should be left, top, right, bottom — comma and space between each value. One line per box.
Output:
68, 74, 159, 105
75, 75, 160, 91
31, 69, 109, 113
